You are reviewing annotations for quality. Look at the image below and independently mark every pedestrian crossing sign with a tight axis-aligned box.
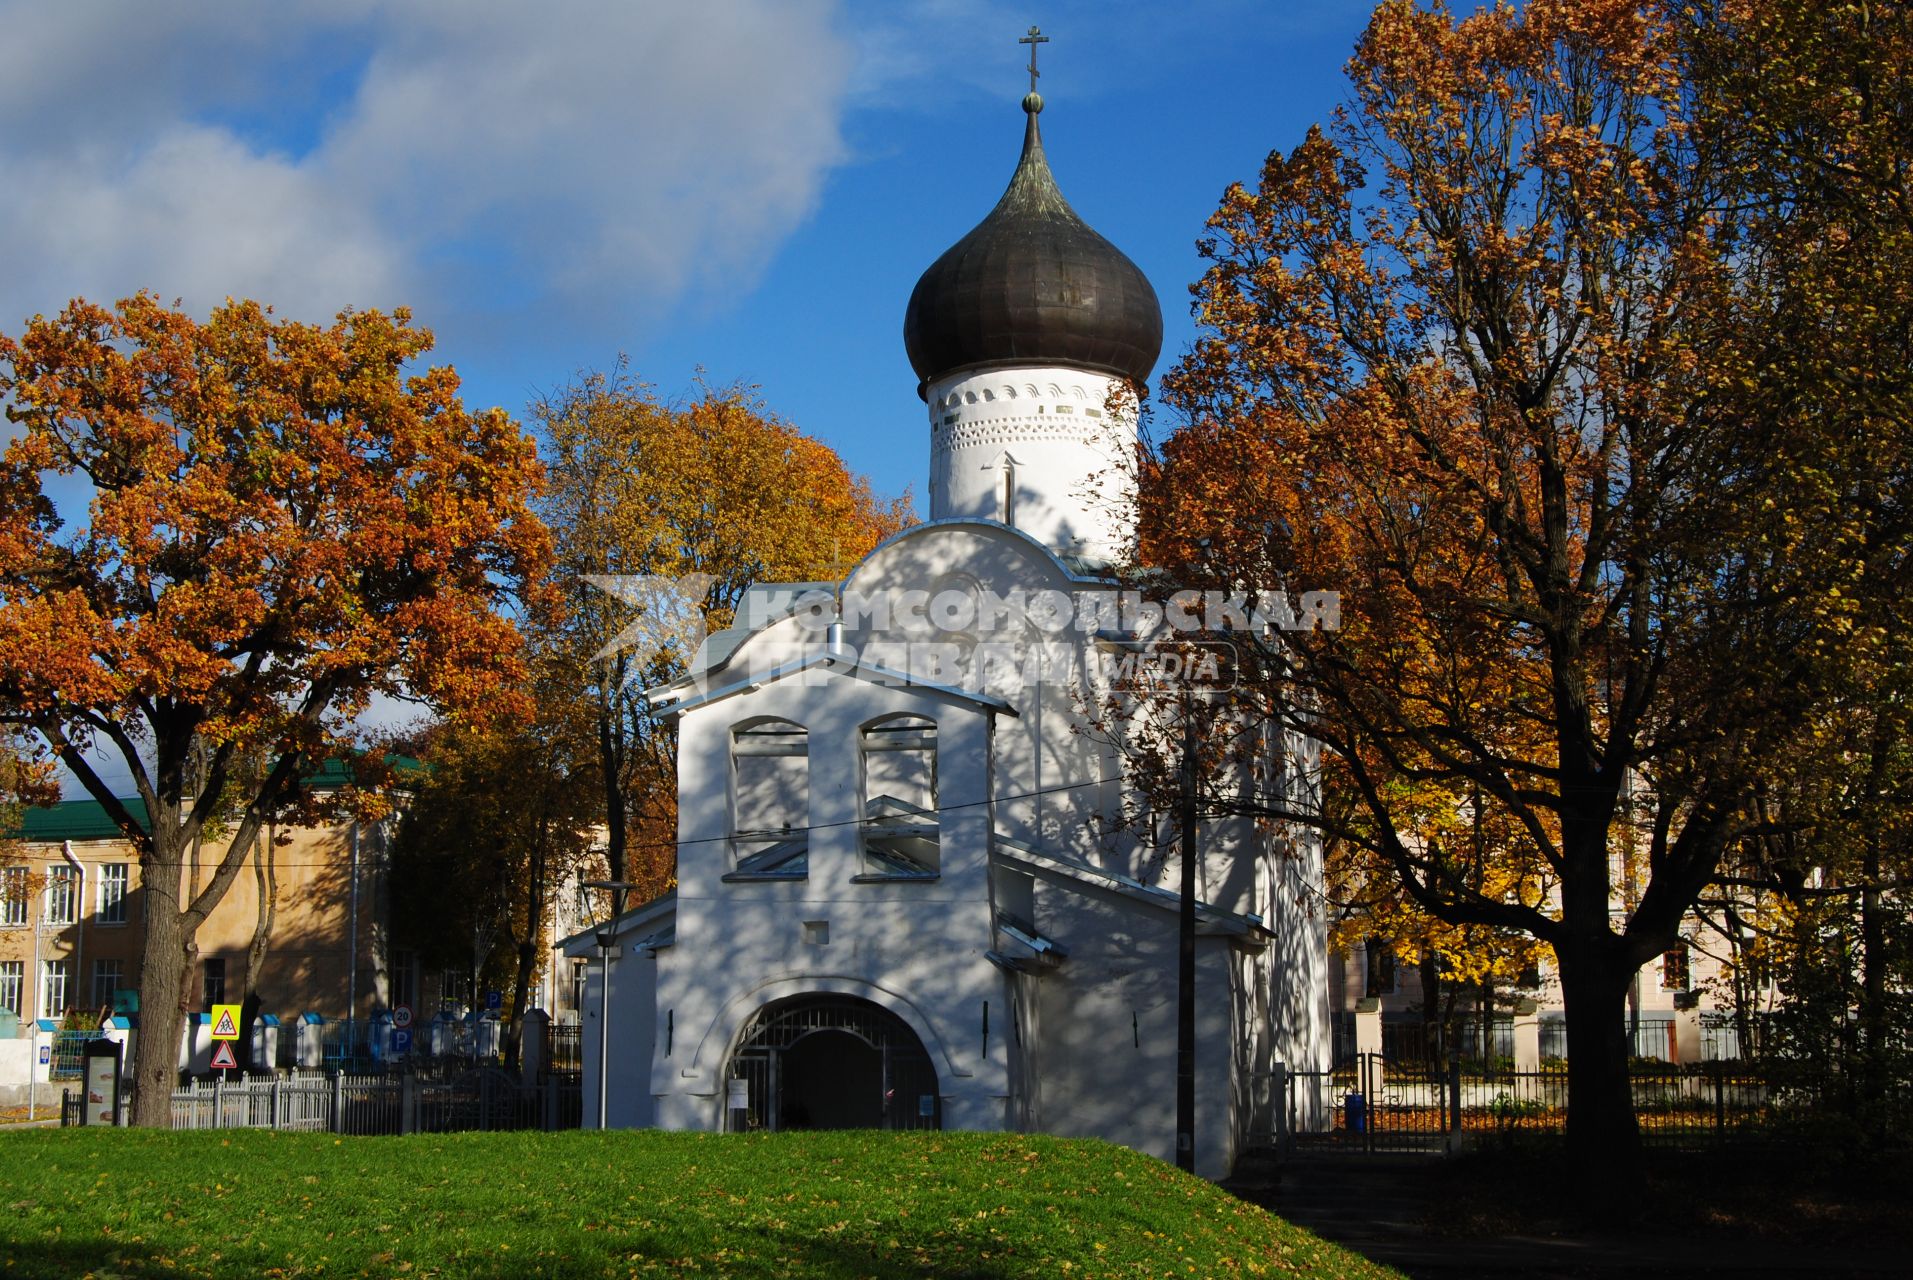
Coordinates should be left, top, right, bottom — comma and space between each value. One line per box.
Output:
211, 1004, 242, 1040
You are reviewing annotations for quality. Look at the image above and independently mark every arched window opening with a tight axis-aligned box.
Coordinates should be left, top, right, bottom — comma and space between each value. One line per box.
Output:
858, 715, 939, 880
728, 719, 809, 880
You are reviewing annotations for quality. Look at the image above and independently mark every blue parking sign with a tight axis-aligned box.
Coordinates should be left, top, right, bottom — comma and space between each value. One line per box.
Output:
393, 1029, 412, 1054
486, 990, 502, 1011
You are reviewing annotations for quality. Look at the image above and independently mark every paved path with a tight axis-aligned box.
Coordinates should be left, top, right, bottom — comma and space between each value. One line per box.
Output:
1227, 1154, 1907, 1279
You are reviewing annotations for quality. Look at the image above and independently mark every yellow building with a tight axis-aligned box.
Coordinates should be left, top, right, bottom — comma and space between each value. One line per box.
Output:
1, 780, 400, 1033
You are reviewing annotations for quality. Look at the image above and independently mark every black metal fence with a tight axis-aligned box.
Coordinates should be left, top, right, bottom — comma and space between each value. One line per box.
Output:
1376, 1019, 1515, 1076
1336, 1013, 1750, 1071
547, 1022, 582, 1075
1286, 1055, 1909, 1155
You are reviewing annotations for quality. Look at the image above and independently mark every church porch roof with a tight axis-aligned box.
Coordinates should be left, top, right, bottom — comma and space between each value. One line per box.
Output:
557, 890, 678, 959
991, 833, 1270, 946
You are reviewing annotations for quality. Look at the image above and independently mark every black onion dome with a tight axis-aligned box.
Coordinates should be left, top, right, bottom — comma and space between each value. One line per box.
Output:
903, 96, 1163, 399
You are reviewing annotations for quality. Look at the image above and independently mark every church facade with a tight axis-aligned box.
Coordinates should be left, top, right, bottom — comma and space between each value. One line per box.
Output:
566, 88, 1330, 1179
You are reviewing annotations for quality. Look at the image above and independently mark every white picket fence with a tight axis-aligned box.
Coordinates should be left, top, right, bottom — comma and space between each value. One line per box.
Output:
171, 1070, 336, 1131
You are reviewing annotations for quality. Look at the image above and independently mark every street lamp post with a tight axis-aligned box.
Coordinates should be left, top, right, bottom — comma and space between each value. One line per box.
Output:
581, 879, 633, 1131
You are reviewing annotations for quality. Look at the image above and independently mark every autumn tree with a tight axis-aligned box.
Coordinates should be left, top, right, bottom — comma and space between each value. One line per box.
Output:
1681, 0, 1913, 1113
1325, 762, 1552, 1067
532, 367, 910, 910
1146, 0, 1908, 1172
0, 295, 550, 1124
388, 652, 599, 1069
0, 737, 57, 921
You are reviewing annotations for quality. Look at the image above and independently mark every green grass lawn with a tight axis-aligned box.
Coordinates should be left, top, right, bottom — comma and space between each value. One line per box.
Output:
0, 1128, 1399, 1279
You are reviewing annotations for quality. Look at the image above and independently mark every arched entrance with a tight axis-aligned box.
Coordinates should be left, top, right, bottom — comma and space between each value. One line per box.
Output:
724, 995, 942, 1132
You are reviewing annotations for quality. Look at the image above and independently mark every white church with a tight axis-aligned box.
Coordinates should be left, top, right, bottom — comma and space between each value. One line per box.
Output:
565, 83, 1330, 1179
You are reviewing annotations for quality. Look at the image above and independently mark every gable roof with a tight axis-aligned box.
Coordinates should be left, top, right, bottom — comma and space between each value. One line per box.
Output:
650, 651, 1019, 720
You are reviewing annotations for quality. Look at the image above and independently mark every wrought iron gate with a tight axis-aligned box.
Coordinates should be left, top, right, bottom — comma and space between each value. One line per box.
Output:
724, 995, 941, 1133
1289, 1052, 1458, 1153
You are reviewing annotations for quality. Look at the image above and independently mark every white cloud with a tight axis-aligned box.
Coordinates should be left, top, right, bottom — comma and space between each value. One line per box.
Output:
3, 125, 404, 321
0, 0, 851, 340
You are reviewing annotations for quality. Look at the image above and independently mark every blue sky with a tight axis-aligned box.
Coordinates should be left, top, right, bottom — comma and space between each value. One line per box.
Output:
0, 0, 1376, 507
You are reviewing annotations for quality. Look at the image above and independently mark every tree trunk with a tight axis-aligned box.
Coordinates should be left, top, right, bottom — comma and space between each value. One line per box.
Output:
1857, 719, 1892, 1126
1557, 938, 1641, 1176
131, 831, 191, 1127
244, 828, 277, 1004
1419, 954, 1442, 1070
598, 686, 628, 887
1480, 976, 1496, 1082
506, 824, 550, 1077
508, 936, 536, 1075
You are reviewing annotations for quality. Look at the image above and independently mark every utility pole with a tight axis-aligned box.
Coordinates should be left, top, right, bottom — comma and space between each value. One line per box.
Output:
583, 879, 632, 1131
1176, 696, 1198, 1173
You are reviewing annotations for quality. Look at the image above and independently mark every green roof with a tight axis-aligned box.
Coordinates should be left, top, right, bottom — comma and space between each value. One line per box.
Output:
18, 798, 151, 842
8, 753, 424, 843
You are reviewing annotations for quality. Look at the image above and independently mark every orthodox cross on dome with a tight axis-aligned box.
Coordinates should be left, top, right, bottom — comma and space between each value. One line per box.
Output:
1019, 25, 1049, 93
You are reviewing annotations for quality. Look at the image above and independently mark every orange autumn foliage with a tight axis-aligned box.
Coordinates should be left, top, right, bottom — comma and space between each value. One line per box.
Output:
0, 293, 552, 1123
1144, 0, 1897, 1168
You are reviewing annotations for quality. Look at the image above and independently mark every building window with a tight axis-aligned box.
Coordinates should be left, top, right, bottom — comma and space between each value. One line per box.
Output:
569, 960, 587, 1013
97, 863, 128, 924
859, 714, 940, 878
1661, 944, 1690, 991
201, 957, 226, 1009
92, 959, 124, 1011
1364, 938, 1398, 998
727, 719, 810, 879
392, 949, 417, 1012
1, 868, 26, 927
0, 961, 21, 1015
44, 865, 76, 925
41, 960, 69, 1018
439, 968, 471, 1012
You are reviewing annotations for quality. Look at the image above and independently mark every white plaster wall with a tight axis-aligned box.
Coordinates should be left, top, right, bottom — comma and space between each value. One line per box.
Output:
654, 669, 1010, 1132
839, 523, 1133, 873
925, 367, 1137, 562
1268, 819, 1332, 1127
582, 947, 658, 1129
1024, 878, 1245, 1179
0, 1039, 31, 1089
631, 518, 1332, 1169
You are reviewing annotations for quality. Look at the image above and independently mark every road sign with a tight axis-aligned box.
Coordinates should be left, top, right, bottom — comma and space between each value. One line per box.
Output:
210, 1004, 242, 1040
393, 1029, 412, 1054
392, 1004, 413, 1030
486, 989, 503, 1012
210, 1041, 239, 1071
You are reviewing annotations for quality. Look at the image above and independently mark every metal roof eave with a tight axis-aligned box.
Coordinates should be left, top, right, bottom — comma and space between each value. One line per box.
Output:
991, 834, 1271, 945
557, 891, 679, 958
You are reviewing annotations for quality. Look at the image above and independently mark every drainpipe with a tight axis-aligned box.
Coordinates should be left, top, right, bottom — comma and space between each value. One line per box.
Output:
61, 841, 85, 1020
348, 822, 360, 1031
29, 889, 42, 1023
